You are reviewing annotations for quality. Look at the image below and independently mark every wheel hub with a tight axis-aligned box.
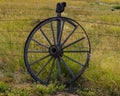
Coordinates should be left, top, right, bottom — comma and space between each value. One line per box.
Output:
49, 45, 63, 58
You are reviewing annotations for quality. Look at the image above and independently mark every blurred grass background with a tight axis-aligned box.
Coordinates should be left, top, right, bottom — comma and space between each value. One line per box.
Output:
0, 0, 120, 95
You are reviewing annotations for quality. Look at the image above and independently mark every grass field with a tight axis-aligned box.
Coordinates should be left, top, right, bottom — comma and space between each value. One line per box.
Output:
0, 0, 120, 96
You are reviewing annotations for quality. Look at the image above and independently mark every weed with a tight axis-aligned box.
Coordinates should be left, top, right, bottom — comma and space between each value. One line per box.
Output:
76, 88, 101, 96
0, 81, 11, 92
7, 88, 31, 96
36, 83, 65, 95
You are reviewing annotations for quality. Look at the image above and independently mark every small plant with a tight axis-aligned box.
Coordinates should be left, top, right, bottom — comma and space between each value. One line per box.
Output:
36, 83, 65, 95
76, 88, 104, 96
0, 81, 11, 92
7, 88, 31, 96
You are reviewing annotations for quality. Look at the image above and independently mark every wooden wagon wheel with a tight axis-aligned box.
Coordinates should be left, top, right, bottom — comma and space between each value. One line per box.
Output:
24, 2, 91, 85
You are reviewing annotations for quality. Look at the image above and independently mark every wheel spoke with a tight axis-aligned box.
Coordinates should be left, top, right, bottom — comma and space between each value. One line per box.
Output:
50, 21, 57, 45
40, 28, 52, 45
28, 50, 48, 53
63, 55, 84, 66
31, 38, 49, 48
59, 57, 75, 78
36, 56, 53, 76
57, 58, 62, 83
63, 37, 85, 49
58, 21, 65, 45
61, 26, 77, 47
47, 58, 56, 84
64, 50, 89, 53
29, 54, 50, 65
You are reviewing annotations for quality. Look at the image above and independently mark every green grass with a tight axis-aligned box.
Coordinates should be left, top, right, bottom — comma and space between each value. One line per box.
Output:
0, 81, 65, 96
0, 0, 120, 95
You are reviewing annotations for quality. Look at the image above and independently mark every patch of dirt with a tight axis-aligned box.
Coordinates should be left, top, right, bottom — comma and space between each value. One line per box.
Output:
55, 92, 79, 96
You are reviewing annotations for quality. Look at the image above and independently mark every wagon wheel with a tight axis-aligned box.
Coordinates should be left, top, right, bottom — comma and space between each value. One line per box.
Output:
24, 3, 91, 85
